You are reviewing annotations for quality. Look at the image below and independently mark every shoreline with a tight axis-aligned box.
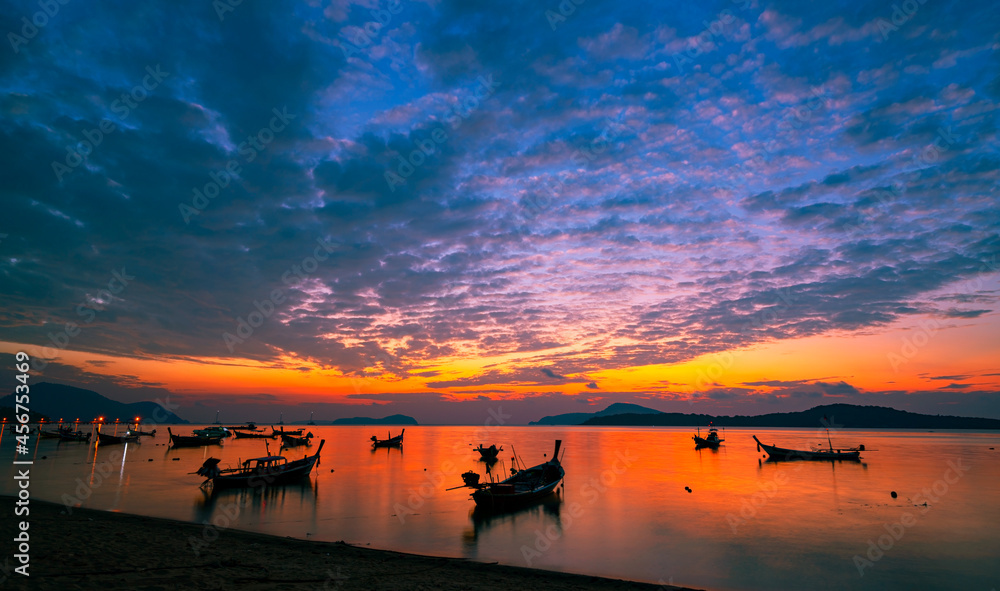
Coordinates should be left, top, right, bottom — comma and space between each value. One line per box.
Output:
1, 496, 702, 590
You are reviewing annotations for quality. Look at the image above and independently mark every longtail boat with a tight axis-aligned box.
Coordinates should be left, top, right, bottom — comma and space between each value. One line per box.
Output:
693, 425, 724, 448
233, 429, 274, 439
194, 440, 325, 489
371, 429, 404, 448
96, 429, 140, 445
168, 427, 223, 448
271, 426, 304, 436
281, 432, 314, 447
59, 430, 91, 442
193, 426, 231, 438
464, 440, 565, 510
474, 444, 503, 461
752, 435, 863, 461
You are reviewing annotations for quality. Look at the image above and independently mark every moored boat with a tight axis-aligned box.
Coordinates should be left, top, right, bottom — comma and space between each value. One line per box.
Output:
271, 426, 304, 436
168, 427, 223, 448
752, 435, 863, 461
474, 444, 503, 461
193, 426, 231, 438
693, 425, 724, 448
233, 429, 275, 439
96, 429, 140, 445
194, 440, 325, 489
371, 429, 404, 448
281, 432, 314, 447
59, 430, 92, 442
466, 440, 565, 510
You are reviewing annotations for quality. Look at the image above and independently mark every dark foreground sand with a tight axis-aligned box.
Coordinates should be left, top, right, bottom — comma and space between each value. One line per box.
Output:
1, 497, 701, 591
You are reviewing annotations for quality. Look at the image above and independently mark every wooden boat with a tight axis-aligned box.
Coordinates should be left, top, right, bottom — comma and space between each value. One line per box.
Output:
39, 427, 71, 439
281, 432, 314, 447
474, 444, 503, 461
271, 426, 304, 436
59, 430, 91, 442
233, 429, 275, 439
229, 423, 260, 431
168, 427, 223, 448
194, 426, 231, 438
195, 440, 325, 489
752, 435, 863, 461
371, 429, 404, 448
131, 428, 157, 437
96, 429, 140, 445
693, 425, 724, 448
468, 440, 565, 510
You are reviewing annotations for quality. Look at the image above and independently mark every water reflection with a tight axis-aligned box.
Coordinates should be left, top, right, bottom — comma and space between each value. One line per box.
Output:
462, 494, 565, 548
194, 478, 319, 525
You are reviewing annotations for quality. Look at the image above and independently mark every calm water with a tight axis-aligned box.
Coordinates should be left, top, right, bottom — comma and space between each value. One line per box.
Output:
2, 425, 998, 590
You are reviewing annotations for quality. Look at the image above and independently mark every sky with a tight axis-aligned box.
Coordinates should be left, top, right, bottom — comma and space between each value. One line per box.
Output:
0, 0, 998, 424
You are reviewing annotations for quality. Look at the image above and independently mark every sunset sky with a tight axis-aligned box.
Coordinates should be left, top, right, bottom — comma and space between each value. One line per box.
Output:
1, 0, 998, 423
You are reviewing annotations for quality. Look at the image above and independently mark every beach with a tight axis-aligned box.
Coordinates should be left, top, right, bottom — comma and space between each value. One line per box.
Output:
1, 497, 700, 590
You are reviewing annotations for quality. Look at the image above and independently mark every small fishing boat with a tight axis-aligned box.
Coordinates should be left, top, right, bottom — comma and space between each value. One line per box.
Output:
281, 432, 314, 447
271, 426, 304, 437
752, 435, 863, 461
474, 444, 503, 461
59, 430, 92, 442
229, 422, 259, 431
96, 429, 140, 445
371, 429, 404, 448
38, 426, 71, 439
693, 425, 724, 448
464, 440, 565, 510
194, 426, 231, 438
233, 429, 275, 439
194, 440, 325, 489
168, 427, 223, 448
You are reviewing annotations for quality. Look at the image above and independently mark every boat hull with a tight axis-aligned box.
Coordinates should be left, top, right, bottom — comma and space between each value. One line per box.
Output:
472, 464, 565, 510
753, 436, 860, 461
210, 441, 324, 489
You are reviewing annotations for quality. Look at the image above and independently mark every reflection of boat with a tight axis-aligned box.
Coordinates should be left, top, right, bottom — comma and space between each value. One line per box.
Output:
233, 429, 274, 439
474, 444, 503, 461
371, 429, 404, 448
469, 440, 564, 510
281, 432, 313, 447
96, 428, 140, 445
753, 435, 863, 461
693, 425, 724, 448
168, 427, 223, 448
195, 440, 325, 489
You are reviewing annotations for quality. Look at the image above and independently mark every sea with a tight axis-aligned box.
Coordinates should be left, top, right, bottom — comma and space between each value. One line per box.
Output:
2, 425, 998, 590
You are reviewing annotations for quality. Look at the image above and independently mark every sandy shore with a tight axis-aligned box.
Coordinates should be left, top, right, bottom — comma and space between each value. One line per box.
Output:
1, 497, 701, 591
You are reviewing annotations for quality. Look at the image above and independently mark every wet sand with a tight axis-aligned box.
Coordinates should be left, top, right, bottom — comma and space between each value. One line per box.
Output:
1, 497, 701, 590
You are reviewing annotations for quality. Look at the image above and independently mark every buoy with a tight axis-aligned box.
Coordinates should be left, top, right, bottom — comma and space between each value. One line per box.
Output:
148, 458, 153, 462
890, 491, 897, 499
172, 457, 180, 461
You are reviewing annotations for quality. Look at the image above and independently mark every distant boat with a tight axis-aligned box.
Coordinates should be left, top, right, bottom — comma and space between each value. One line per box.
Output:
281, 432, 314, 447
233, 429, 274, 439
96, 428, 140, 445
193, 426, 231, 438
59, 430, 91, 442
468, 440, 565, 510
38, 426, 70, 439
229, 422, 259, 431
272, 426, 304, 436
693, 425, 724, 448
371, 429, 404, 448
168, 427, 223, 448
752, 435, 863, 461
194, 440, 325, 489
474, 444, 503, 461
